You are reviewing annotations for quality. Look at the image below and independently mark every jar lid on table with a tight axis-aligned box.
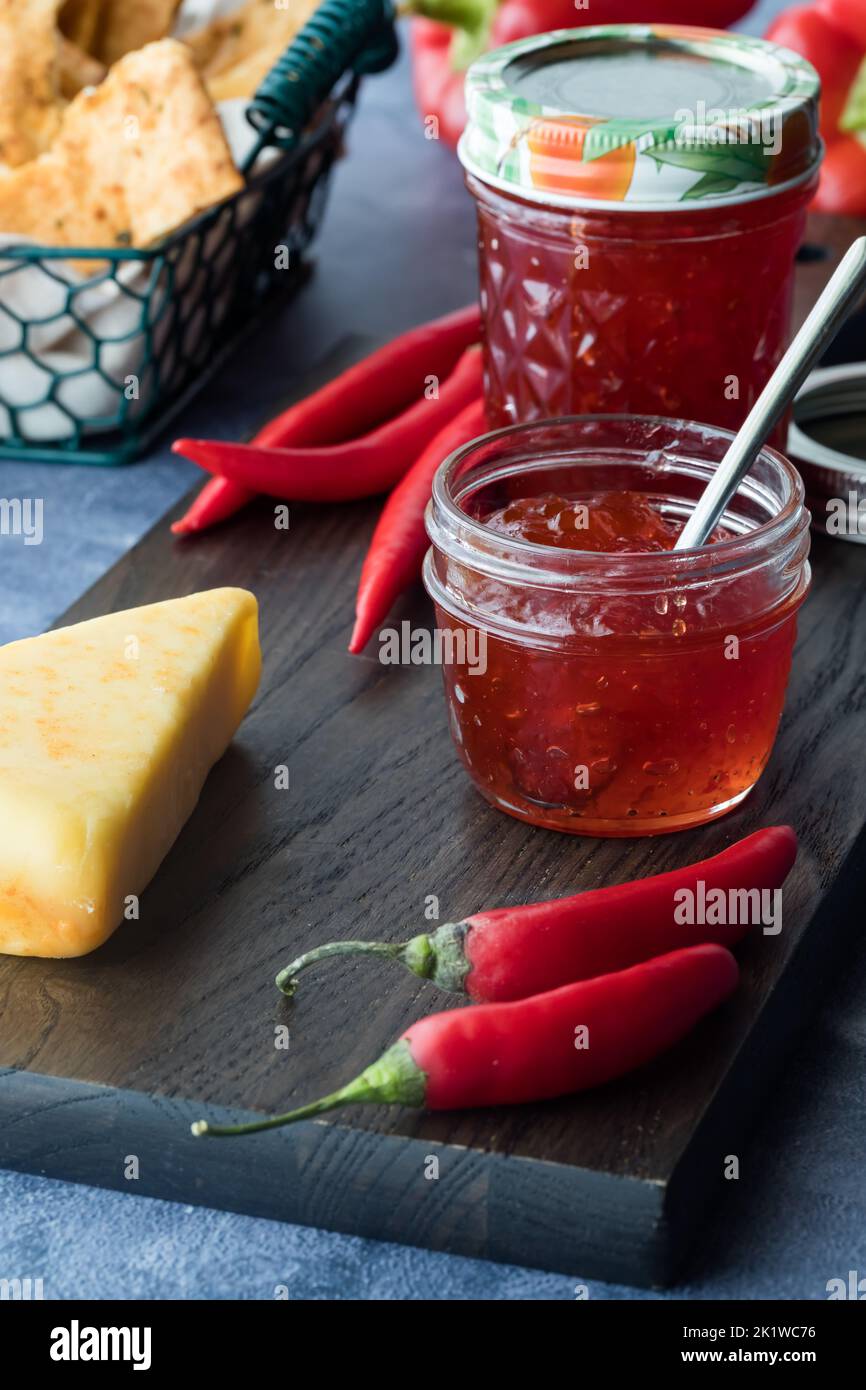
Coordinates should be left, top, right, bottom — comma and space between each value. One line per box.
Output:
788, 363, 866, 543
458, 24, 821, 212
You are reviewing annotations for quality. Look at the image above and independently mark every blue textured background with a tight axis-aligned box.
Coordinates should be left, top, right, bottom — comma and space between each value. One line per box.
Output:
3, 0, 865, 1300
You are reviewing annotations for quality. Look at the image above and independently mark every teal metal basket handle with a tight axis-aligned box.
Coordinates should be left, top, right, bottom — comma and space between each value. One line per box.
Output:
242, 0, 398, 171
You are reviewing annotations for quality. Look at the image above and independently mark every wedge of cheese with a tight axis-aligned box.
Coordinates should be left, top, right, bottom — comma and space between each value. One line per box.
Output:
0, 588, 261, 958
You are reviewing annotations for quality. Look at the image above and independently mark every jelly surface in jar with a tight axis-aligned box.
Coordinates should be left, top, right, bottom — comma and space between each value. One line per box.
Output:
435, 491, 800, 836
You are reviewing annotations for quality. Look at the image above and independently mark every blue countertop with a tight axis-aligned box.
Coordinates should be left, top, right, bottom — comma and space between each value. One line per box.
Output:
2, 0, 865, 1300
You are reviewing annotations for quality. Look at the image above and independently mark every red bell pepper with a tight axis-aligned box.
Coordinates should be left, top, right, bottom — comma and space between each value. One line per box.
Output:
819, 133, 866, 216
817, 0, 866, 48
410, 0, 757, 149
767, 1, 866, 216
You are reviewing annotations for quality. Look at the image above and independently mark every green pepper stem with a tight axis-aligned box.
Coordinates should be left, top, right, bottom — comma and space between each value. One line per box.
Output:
192, 1086, 360, 1137
841, 55, 866, 134
275, 923, 469, 997
398, 0, 498, 69
275, 940, 405, 995
397, 0, 489, 33
191, 1040, 427, 1138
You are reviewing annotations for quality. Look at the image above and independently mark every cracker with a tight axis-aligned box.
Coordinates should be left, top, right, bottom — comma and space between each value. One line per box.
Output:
185, 0, 318, 100
0, 0, 65, 168
0, 154, 127, 263
58, 0, 102, 53
99, 39, 243, 244
0, 39, 242, 266
58, 35, 106, 98
96, 1, 183, 66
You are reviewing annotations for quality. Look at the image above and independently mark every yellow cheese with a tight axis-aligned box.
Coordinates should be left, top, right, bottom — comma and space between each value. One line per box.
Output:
0, 588, 261, 958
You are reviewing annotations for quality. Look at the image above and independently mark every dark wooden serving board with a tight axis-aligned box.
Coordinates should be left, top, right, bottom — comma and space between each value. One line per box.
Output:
2, 217, 866, 1288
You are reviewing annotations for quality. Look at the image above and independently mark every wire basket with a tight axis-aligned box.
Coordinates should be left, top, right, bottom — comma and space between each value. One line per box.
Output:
0, 0, 398, 465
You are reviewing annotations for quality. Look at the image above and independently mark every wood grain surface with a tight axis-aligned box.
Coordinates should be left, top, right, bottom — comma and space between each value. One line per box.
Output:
1, 215, 865, 1286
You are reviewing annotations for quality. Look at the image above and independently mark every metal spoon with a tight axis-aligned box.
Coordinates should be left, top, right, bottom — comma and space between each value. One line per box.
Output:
675, 236, 866, 551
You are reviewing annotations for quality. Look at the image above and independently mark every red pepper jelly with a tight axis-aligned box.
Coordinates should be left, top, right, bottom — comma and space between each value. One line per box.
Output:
424, 417, 811, 836
483, 491, 730, 553
459, 26, 822, 441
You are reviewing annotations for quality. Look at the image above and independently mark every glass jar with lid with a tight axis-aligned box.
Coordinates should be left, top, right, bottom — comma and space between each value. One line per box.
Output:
459, 25, 822, 442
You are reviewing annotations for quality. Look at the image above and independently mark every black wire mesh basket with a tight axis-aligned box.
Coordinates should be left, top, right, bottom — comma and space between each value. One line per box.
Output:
0, 0, 397, 465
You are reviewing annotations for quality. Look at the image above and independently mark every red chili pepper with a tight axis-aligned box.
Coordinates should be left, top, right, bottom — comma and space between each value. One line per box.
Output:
173, 345, 483, 504
275, 826, 796, 1000
172, 303, 482, 534
193, 944, 739, 1136
767, 2, 866, 215
348, 397, 488, 654
171, 477, 254, 536
411, 0, 756, 149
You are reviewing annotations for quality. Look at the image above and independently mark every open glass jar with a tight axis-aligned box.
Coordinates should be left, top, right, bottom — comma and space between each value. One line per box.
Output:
459, 26, 821, 441
424, 417, 811, 836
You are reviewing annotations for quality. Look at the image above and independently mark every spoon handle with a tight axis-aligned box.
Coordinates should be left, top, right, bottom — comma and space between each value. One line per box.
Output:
675, 236, 866, 551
